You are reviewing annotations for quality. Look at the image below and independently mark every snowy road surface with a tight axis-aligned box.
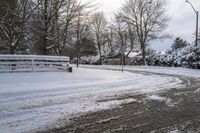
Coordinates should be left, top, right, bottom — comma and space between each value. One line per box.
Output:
0, 67, 185, 132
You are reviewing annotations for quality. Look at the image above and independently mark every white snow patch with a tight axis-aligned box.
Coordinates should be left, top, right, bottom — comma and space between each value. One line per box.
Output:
147, 95, 175, 107
194, 88, 200, 94
97, 116, 120, 124
97, 98, 136, 109
169, 129, 181, 133
125, 52, 141, 58
148, 95, 166, 101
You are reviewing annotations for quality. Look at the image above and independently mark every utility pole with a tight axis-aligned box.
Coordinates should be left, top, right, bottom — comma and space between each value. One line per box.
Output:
186, 0, 199, 46
196, 11, 199, 46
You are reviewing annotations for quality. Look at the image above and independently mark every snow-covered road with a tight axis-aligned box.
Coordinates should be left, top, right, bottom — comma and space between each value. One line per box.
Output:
0, 68, 183, 133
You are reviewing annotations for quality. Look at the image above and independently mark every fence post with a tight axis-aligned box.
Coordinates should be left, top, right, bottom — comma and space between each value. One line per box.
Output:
32, 59, 35, 71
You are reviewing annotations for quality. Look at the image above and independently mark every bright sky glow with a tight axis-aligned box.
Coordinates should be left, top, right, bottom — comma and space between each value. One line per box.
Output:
97, 0, 200, 51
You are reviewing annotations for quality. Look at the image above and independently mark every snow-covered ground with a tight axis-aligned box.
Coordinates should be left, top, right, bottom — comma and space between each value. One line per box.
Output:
80, 65, 200, 78
0, 67, 184, 133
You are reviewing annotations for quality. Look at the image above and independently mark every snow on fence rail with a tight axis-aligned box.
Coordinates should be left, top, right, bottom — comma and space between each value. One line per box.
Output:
0, 54, 70, 72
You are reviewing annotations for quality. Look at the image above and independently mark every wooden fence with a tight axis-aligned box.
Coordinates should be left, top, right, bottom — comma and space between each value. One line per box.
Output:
0, 55, 70, 72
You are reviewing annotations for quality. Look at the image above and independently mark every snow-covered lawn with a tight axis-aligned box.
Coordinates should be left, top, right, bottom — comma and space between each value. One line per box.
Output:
0, 68, 183, 133
80, 65, 200, 78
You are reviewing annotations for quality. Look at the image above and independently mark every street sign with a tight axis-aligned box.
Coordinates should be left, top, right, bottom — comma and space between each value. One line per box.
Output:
119, 46, 127, 54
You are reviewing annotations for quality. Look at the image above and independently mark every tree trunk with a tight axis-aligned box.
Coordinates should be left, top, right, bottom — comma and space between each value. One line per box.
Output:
43, 0, 48, 55
142, 42, 146, 66
76, 52, 79, 67
97, 42, 102, 65
10, 45, 15, 54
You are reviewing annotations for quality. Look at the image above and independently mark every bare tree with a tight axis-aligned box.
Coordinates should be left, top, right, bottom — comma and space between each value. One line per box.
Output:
32, 0, 96, 56
30, 0, 65, 55
68, 0, 96, 66
0, 0, 39, 54
112, 13, 128, 50
105, 26, 115, 56
52, 0, 95, 56
126, 22, 138, 56
74, 10, 88, 67
54, 0, 83, 56
91, 12, 108, 64
122, 0, 169, 65
111, 12, 138, 60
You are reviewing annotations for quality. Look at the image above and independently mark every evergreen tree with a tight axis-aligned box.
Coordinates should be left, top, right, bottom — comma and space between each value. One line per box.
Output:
171, 37, 188, 51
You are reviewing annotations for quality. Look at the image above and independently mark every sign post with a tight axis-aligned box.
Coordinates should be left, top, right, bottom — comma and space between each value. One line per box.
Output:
119, 46, 127, 73
122, 52, 124, 72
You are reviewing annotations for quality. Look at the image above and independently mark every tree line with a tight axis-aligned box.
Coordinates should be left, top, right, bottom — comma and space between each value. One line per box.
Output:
0, 0, 169, 65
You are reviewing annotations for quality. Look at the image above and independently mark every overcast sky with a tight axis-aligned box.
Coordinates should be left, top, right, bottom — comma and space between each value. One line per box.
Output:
96, 0, 200, 51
